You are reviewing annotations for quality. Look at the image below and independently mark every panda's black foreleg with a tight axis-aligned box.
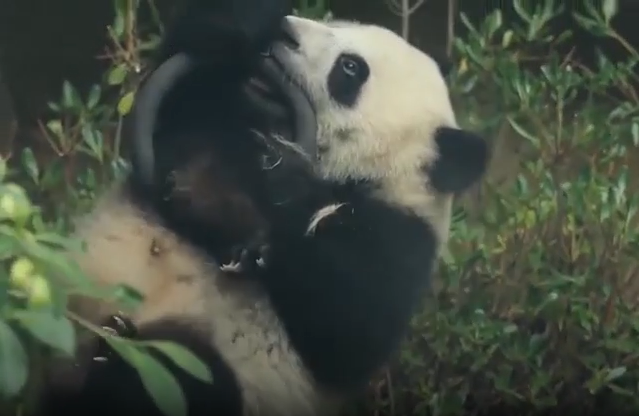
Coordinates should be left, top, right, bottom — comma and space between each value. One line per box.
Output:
156, 0, 292, 66
135, 0, 294, 275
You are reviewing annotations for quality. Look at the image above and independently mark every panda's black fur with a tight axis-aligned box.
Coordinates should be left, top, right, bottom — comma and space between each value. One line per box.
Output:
37, 0, 490, 415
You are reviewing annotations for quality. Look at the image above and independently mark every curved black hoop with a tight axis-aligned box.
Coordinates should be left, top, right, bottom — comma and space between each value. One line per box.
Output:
130, 53, 196, 188
129, 52, 318, 189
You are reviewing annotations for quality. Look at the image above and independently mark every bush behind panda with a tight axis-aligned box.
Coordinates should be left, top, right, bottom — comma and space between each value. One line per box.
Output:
38, 0, 490, 414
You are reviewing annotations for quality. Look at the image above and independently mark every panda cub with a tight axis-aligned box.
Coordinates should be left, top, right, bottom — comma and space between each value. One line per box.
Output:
38, 0, 489, 415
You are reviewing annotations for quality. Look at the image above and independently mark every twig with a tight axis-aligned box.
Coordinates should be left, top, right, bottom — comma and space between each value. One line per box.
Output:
384, 0, 427, 40
385, 368, 396, 416
446, 0, 456, 57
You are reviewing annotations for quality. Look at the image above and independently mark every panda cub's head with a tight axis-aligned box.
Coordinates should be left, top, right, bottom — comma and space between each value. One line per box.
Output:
260, 15, 488, 235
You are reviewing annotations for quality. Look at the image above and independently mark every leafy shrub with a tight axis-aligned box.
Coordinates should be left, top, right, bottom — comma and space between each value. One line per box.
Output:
0, 1, 210, 416
365, 0, 639, 414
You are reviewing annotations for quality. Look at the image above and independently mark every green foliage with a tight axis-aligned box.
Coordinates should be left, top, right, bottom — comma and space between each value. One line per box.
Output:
0, 1, 211, 415
362, 0, 639, 414
0, 173, 90, 409
294, 0, 332, 20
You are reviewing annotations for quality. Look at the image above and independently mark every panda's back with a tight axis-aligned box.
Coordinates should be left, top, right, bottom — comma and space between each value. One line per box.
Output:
67, 185, 338, 416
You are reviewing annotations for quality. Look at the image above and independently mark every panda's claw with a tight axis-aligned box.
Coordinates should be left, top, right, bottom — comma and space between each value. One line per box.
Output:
256, 244, 270, 268
220, 239, 270, 274
220, 260, 244, 273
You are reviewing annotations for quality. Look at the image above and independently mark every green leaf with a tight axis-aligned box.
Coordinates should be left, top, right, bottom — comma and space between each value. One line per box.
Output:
147, 341, 213, 383
118, 91, 135, 116
0, 269, 9, 311
459, 13, 479, 36
114, 0, 128, 27
572, 13, 598, 31
0, 157, 7, 182
107, 340, 187, 416
17, 236, 93, 292
47, 101, 61, 113
602, 0, 618, 24
605, 366, 627, 383
62, 80, 74, 108
61, 80, 81, 109
108, 64, 128, 86
46, 119, 64, 139
12, 310, 76, 356
35, 232, 84, 252
513, 0, 532, 23
87, 85, 102, 109
507, 117, 539, 146
485, 10, 502, 38
501, 30, 514, 48
0, 234, 19, 260
80, 125, 104, 162
632, 122, 639, 146
21, 148, 39, 184
112, 14, 125, 38
0, 320, 29, 398
110, 283, 144, 311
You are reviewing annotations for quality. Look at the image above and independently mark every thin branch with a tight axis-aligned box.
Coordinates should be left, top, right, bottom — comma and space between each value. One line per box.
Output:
409, 0, 425, 14
446, 0, 456, 57
401, 0, 410, 39
384, 0, 428, 41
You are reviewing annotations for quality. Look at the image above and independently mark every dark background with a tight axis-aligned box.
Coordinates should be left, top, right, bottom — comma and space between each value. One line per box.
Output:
0, 0, 636, 139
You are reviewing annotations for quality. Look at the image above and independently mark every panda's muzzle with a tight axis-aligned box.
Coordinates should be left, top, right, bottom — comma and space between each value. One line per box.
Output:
276, 19, 301, 50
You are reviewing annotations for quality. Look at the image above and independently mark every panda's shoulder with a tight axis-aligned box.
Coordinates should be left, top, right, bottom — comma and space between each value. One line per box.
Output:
300, 178, 439, 249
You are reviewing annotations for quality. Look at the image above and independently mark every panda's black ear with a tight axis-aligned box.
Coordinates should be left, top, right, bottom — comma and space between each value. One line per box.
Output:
427, 127, 489, 194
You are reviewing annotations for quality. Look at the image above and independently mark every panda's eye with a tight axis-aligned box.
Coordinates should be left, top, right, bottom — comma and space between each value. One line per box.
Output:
341, 57, 360, 77
328, 53, 370, 107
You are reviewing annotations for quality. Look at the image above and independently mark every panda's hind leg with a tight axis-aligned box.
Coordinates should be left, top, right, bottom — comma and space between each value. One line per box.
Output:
46, 319, 244, 416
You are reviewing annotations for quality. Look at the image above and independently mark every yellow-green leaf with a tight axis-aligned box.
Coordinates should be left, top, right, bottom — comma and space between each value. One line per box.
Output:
118, 91, 135, 116
108, 64, 129, 86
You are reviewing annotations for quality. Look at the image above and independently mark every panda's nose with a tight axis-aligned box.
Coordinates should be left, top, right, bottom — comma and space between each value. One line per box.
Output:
280, 17, 300, 50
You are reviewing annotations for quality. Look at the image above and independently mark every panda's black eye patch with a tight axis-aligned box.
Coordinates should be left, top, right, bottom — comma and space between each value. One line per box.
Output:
327, 53, 370, 108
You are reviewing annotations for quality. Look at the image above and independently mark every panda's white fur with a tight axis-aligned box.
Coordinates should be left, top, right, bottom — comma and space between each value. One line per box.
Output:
65, 189, 339, 416
41, 12, 488, 416
280, 17, 457, 239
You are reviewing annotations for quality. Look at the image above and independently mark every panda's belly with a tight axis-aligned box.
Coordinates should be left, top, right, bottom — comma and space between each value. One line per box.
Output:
71, 192, 340, 415
202, 276, 340, 416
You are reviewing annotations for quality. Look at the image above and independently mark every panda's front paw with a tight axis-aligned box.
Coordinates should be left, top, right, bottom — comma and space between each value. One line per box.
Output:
159, 0, 292, 61
234, 0, 293, 50
220, 235, 271, 275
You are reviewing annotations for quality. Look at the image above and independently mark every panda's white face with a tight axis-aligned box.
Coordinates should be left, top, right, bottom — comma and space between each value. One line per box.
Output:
272, 16, 458, 183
